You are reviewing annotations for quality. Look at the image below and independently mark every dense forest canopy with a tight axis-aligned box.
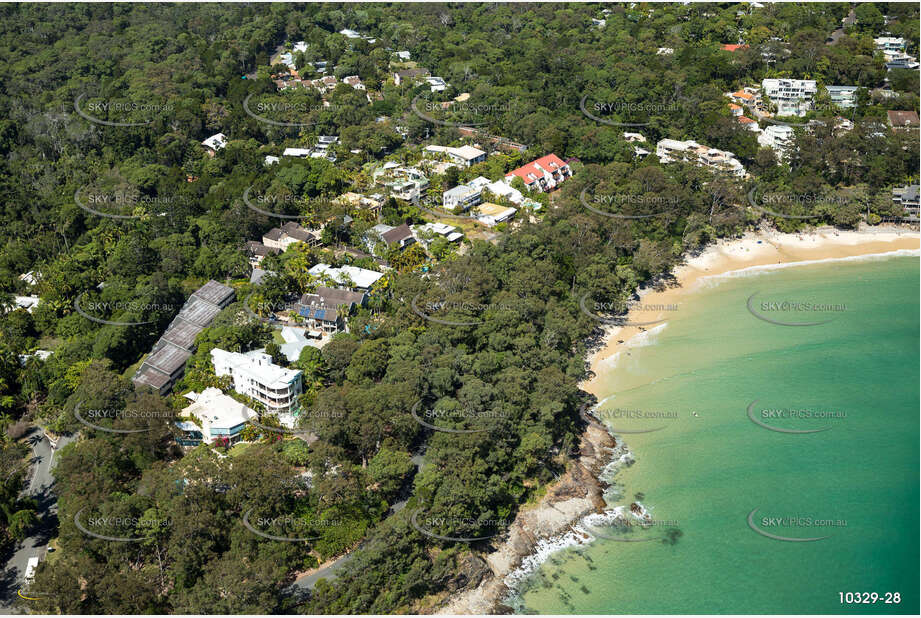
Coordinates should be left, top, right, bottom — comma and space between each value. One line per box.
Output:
0, 2, 917, 613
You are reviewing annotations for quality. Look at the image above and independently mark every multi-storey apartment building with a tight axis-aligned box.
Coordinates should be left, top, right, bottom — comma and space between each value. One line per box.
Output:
656, 139, 746, 177
761, 78, 817, 117
211, 349, 303, 424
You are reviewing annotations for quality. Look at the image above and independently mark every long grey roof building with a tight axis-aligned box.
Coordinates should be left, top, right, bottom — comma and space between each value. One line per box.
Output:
132, 280, 235, 395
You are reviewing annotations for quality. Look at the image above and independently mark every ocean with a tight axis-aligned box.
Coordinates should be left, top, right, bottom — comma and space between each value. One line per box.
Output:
510, 253, 920, 614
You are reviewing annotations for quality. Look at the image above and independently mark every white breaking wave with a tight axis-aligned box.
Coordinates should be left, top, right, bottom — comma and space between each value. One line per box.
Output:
696, 249, 920, 288
501, 438, 639, 603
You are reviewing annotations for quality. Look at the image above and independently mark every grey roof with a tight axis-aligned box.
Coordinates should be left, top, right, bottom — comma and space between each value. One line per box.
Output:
177, 297, 223, 327
280, 222, 315, 242
161, 317, 205, 350
245, 241, 277, 257
132, 280, 234, 393
193, 280, 235, 307
133, 365, 172, 391
444, 184, 477, 199
300, 286, 366, 310
250, 268, 270, 285
263, 228, 285, 241
144, 342, 193, 377
382, 223, 414, 244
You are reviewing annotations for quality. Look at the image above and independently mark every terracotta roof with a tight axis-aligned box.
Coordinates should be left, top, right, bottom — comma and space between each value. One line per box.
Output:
721, 44, 749, 52
887, 110, 919, 127
737, 116, 756, 124
507, 153, 569, 185
732, 90, 754, 100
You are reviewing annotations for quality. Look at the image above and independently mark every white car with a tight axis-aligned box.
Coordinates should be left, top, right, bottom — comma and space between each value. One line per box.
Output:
24, 556, 39, 582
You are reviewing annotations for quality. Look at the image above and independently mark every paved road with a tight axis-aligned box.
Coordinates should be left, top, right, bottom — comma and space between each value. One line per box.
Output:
286, 452, 426, 599
0, 429, 73, 612
288, 551, 356, 596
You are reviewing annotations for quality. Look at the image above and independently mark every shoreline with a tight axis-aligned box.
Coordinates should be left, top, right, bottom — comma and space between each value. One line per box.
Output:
436, 224, 919, 615
583, 225, 920, 397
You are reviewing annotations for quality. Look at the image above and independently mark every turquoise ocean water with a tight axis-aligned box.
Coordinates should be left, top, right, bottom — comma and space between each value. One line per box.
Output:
513, 253, 919, 614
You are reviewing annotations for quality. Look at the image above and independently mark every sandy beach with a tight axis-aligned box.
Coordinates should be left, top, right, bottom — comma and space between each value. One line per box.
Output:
582, 225, 920, 397
438, 224, 919, 615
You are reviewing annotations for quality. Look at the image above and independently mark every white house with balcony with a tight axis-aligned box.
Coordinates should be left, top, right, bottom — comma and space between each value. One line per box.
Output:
826, 85, 858, 109
758, 125, 795, 158
211, 349, 303, 427
442, 176, 491, 211
656, 139, 746, 177
761, 78, 817, 117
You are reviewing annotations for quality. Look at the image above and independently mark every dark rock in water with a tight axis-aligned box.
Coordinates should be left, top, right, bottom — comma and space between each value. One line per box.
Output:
493, 603, 516, 614
662, 528, 683, 546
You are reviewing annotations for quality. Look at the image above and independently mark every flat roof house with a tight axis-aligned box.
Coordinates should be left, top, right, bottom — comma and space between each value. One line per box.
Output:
656, 139, 746, 177
826, 85, 858, 109
180, 387, 255, 445
505, 154, 572, 193
212, 349, 303, 421
758, 125, 794, 155
424, 145, 487, 167
443, 176, 491, 211
308, 264, 384, 292
761, 78, 817, 117
475, 202, 517, 227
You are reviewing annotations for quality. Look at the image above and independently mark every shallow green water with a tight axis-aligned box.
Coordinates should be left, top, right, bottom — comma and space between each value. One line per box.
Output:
515, 254, 919, 614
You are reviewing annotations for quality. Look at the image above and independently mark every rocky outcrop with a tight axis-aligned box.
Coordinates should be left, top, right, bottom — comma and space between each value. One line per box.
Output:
435, 418, 616, 615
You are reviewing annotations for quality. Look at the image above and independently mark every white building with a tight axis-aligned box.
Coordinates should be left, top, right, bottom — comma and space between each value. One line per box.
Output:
484, 179, 525, 205
826, 85, 858, 109
656, 139, 746, 177
282, 147, 312, 157
211, 349, 303, 423
443, 176, 491, 211
874, 37, 905, 53
475, 204, 517, 227
758, 125, 795, 157
181, 387, 256, 444
761, 78, 817, 117
426, 76, 448, 92
202, 133, 227, 152
411, 222, 463, 246
424, 145, 487, 167
308, 263, 384, 291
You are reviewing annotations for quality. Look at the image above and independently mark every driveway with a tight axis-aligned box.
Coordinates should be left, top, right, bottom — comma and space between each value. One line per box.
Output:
0, 429, 73, 612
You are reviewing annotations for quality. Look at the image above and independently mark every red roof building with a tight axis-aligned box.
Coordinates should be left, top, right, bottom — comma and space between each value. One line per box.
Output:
505, 154, 572, 193
721, 44, 749, 52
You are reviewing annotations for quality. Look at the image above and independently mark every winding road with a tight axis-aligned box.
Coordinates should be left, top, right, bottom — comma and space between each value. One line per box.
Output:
0, 429, 73, 612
